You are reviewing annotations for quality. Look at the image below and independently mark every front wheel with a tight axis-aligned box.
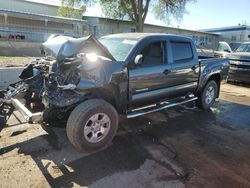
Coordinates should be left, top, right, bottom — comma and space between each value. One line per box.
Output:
66, 99, 119, 152
196, 80, 218, 110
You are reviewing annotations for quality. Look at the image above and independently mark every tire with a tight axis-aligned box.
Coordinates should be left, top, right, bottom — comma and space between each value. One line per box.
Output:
66, 99, 119, 152
196, 80, 218, 110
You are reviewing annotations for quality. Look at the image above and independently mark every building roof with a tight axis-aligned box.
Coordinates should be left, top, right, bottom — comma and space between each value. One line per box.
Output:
15, 0, 83, 10
201, 25, 250, 33
0, 9, 87, 24
82, 15, 219, 36
21, 0, 60, 7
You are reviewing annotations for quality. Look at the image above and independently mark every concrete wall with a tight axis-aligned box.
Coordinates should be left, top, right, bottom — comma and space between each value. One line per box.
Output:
0, 67, 23, 90
0, 41, 42, 56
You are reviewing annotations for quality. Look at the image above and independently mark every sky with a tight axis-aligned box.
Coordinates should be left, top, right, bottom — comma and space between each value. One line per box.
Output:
34, 0, 250, 30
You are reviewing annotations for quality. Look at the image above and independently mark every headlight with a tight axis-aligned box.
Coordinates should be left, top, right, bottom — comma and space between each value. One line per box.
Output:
86, 53, 98, 62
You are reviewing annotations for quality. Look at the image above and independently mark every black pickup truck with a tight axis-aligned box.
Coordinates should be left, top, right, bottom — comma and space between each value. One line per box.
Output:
0, 33, 229, 151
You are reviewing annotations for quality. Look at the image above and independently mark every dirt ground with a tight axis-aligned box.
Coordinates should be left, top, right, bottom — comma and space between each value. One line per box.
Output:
0, 83, 250, 188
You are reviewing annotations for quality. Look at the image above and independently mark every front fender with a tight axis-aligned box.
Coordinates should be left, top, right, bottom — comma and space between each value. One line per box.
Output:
74, 61, 128, 113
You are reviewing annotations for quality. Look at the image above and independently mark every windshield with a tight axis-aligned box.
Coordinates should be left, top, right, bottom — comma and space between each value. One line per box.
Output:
229, 43, 241, 51
99, 37, 138, 61
235, 44, 250, 53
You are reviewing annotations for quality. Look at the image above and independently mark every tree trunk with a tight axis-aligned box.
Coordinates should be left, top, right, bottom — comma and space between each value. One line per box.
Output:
136, 0, 144, 32
136, 21, 144, 32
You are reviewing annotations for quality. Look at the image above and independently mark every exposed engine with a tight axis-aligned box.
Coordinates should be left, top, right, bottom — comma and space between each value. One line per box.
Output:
0, 34, 119, 127
1, 57, 81, 123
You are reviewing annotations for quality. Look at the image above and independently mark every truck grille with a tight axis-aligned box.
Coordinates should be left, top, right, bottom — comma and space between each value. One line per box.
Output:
230, 64, 250, 69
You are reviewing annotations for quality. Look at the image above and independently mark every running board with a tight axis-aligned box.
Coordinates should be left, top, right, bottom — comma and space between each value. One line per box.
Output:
127, 97, 198, 119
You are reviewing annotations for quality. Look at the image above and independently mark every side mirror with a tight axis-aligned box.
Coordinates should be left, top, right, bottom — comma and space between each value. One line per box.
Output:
134, 54, 143, 65
224, 49, 231, 53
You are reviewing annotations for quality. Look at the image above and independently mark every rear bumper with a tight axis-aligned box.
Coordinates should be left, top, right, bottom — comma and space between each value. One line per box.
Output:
228, 67, 250, 83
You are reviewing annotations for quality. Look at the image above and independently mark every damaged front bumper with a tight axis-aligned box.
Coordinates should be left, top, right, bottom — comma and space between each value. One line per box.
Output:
0, 97, 43, 133
10, 98, 43, 123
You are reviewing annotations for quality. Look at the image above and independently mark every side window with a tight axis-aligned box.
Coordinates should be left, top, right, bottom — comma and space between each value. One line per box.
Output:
171, 42, 193, 62
140, 41, 165, 66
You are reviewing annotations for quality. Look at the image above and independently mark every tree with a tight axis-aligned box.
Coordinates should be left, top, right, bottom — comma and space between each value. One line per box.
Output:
99, 0, 194, 32
59, 0, 194, 31
58, 0, 88, 18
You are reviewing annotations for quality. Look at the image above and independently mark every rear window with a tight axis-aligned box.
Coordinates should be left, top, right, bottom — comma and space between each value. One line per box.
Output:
171, 42, 193, 62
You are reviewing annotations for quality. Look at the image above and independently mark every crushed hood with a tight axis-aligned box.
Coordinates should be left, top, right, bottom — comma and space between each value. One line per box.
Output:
42, 35, 116, 62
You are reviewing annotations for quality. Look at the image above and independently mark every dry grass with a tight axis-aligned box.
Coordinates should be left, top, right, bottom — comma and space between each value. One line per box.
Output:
0, 56, 37, 67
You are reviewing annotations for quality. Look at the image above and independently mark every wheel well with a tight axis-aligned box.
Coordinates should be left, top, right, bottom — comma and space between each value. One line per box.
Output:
208, 74, 221, 97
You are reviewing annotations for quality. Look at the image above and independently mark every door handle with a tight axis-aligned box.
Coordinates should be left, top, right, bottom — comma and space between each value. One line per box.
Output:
191, 65, 199, 71
163, 69, 171, 75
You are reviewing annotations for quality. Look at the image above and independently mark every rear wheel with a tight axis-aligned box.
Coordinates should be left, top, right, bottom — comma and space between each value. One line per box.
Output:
196, 80, 218, 109
66, 99, 119, 152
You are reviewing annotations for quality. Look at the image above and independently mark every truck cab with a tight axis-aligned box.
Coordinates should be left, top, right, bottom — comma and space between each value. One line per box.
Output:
126, 34, 199, 108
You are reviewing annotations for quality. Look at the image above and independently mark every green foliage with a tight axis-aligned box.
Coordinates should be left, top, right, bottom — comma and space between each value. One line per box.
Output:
58, 0, 89, 18
100, 0, 129, 20
59, 0, 194, 31
99, 0, 194, 31
99, 0, 151, 31
153, 0, 195, 24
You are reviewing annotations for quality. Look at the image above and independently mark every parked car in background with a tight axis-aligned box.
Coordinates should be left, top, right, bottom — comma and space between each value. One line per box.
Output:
197, 48, 215, 58
214, 41, 242, 58
227, 42, 250, 84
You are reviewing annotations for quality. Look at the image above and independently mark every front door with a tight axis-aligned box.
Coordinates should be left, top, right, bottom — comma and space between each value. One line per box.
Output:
129, 40, 172, 107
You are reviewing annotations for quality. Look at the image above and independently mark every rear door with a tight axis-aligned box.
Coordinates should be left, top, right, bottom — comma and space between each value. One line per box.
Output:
167, 41, 199, 95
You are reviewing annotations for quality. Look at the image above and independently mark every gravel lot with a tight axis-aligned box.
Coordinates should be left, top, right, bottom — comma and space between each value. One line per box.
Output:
0, 83, 250, 188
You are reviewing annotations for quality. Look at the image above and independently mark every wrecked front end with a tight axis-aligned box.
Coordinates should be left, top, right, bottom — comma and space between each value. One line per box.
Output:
0, 35, 120, 128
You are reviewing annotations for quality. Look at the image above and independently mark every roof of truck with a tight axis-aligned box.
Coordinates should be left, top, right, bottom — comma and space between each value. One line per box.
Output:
101, 33, 192, 40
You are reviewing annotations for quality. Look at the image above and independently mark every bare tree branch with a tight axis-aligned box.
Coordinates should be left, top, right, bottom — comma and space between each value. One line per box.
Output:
121, 1, 136, 22
142, 0, 150, 22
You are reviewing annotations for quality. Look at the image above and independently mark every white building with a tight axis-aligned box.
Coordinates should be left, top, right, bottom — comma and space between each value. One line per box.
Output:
1, 0, 60, 17
0, 9, 87, 41
0, 0, 87, 42
202, 25, 250, 43
83, 16, 219, 49
0, 0, 88, 56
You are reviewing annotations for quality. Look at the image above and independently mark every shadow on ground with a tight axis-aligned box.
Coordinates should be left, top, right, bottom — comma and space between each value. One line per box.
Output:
1, 99, 250, 187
